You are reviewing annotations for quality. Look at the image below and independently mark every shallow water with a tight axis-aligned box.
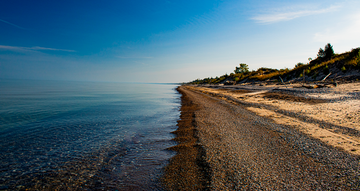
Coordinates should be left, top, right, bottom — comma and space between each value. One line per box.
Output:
0, 79, 180, 190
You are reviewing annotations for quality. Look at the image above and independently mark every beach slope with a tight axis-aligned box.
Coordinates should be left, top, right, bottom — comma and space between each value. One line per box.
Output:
171, 85, 359, 190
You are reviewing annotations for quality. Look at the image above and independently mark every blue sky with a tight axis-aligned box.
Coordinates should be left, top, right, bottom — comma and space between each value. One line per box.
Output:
1, 0, 359, 83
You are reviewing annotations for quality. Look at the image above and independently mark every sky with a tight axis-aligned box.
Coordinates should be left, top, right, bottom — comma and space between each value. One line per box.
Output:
0, 0, 360, 83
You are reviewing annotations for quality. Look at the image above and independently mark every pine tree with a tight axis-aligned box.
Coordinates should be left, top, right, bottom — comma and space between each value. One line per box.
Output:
324, 43, 334, 60
317, 43, 334, 60
234, 63, 249, 74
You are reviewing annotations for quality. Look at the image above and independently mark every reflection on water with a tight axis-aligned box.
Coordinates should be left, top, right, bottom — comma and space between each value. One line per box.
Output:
0, 79, 180, 190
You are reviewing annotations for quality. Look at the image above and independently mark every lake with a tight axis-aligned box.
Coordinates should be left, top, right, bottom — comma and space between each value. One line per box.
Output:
0, 79, 180, 190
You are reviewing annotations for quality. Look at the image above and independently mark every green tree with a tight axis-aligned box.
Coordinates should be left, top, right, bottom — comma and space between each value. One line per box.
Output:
324, 43, 334, 60
317, 48, 325, 58
317, 43, 334, 60
234, 63, 249, 74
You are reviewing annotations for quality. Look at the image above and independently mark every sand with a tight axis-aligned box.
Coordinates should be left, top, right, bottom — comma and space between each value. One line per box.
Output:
165, 84, 360, 190
186, 82, 360, 155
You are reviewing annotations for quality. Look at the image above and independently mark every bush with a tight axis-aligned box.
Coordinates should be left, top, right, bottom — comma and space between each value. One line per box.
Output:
346, 59, 357, 67
295, 63, 304, 68
341, 66, 346, 72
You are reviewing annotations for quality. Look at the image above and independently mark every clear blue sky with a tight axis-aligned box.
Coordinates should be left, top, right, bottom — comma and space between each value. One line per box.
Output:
1, 0, 359, 83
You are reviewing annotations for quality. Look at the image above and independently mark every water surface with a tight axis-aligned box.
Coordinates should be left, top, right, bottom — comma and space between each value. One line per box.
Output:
0, 79, 180, 190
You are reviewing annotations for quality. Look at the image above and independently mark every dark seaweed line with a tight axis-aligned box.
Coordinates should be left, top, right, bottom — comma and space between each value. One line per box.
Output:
161, 87, 211, 191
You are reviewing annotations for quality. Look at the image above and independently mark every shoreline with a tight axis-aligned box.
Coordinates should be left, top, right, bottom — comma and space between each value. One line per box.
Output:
164, 84, 360, 189
162, 87, 210, 190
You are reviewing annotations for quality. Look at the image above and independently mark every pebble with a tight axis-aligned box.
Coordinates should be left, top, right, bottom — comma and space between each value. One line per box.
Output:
180, 86, 360, 190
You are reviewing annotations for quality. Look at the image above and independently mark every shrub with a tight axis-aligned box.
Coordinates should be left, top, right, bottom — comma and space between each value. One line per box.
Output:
346, 59, 357, 67
295, 63, 304, 68
341, 66, 346, 72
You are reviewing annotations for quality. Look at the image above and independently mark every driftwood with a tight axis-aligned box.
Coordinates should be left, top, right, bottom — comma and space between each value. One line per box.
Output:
278, 76, 288, 88
279, 76, 285, 85
224, 81, 236, 85
322, 72, 332, 81
302, 83, 337, 89
303, 84, 319, 89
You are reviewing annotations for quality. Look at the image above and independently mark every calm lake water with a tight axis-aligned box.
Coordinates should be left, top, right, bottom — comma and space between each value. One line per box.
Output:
0, 79, 180, 190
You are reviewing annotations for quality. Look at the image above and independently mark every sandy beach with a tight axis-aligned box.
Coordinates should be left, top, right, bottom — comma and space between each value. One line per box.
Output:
165, 83, 360, 190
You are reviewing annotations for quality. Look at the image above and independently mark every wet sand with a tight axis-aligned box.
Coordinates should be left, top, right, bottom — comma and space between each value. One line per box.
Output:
162, 87, 210, 190
164, 85, 360, 190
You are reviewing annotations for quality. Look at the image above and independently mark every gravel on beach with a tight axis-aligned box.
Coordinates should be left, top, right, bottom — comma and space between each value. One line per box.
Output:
176, 85, 360, 190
